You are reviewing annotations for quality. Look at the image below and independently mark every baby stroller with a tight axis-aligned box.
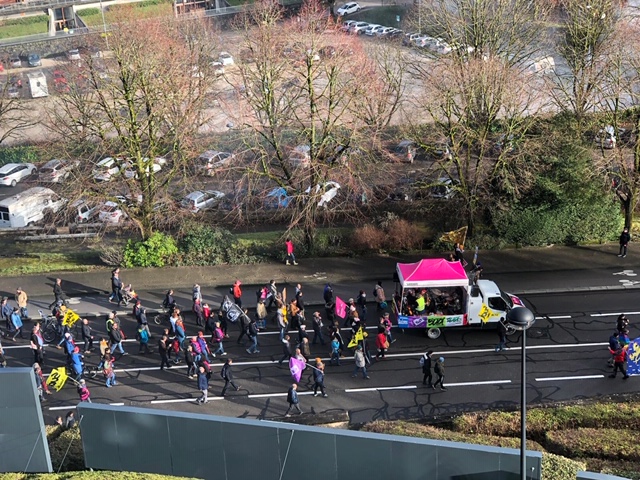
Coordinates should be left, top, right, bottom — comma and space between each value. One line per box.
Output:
121, 284, 138, 307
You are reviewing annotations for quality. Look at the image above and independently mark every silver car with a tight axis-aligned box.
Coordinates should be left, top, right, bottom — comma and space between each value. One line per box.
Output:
0, 162, 37, 187
181, 190, 225, 213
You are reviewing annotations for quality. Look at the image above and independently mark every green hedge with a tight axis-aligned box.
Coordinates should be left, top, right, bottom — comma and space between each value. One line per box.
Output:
450, 402, 640, 437
546, 428, 640, 461
0, 15, 48, 26
48, 428, 85, 472
361, 420, 545, 451
540, 453, 587, 480
0, 146, 40, 167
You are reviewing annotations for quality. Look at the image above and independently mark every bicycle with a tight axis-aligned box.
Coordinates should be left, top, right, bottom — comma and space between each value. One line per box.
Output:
153, 304, 178, 325
38, 310, 81, 344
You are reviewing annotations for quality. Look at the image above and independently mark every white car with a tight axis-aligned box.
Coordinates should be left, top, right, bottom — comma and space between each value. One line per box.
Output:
376, 26, 396, 37
218, 52, 234, 66
38, 159, 78, 184
349, 22, 370, 34
337, 2, 361, 15
364, 25, 383, 36
70, 199, 100, 223
98, 201, 126, 224
340, 20, 358, 32
67, 49, 81, 61
92, 157, 121, 182
181, 190, 225, 213
123, 158, 164, 179
0, 162, 37, 187
195, 150, 235, 175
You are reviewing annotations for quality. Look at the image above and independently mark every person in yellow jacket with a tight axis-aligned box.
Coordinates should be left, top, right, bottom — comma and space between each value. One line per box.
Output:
15, 287, 28, 319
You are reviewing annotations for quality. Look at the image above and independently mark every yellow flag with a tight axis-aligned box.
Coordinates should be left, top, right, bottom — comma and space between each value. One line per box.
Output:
62, 309, 80, 327
348, 328, 364, 348
478, 304, 496, 323
439, 226, 468, 246
46, 367, 68, 392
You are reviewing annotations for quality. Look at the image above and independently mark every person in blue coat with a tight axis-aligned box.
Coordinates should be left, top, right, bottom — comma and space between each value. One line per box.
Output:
10, 307, 24, 341
70, 347, 84, 382
285, 383, 302, 417
196, 366, 209, 404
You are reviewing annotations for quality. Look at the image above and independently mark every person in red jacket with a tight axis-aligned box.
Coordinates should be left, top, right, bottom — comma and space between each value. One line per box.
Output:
610, 346, 630, 379
375, 327, 388, 360
232, 280, 243, 308
285, 239, 298, 265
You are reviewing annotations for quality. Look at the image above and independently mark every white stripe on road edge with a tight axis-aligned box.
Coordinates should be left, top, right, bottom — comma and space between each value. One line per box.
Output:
248, 391, 316, 399
590, 311, 640, 317
345, 385, 417, 393
535, 315, 572, 320
151, 397, 224, 404
445, 380, 511, 387
535, 375, 605, 382
49, 402, 123, 411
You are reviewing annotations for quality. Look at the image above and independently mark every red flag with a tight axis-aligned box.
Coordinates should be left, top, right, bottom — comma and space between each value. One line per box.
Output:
335, 296, 347, 319
289, 357, 306, 383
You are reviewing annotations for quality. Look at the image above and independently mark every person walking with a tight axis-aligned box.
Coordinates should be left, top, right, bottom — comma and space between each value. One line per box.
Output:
266, 280, 278, 311
232, 280, 243, 308
33, 363, 51, 399
110, 271, 123, 305
185, 344, 197, 379
246, 318, 260, 354
352, 345, 370, 379
284, 383, 302, 417
295, 284, 305, 317
277, 302, 287, 342
609, 346, 630, 379
608, 331, 621, 366
311, 312, 326, 346
103, 352, 117, 387
196, 331, 211, 363
420, 350, 433, 388
220, 358, 241, 396
356, 290, 367, 321
196, 366, 209, 404
77, 379, 91, 403
81, 319, 94, 354
375, 326, 388, 360
330, 336, 341, 366
285, 238, 298, 265
313, 360, 328, 397
212, 321, 227, 357
495, 321, 507, 352
434, 356, 447, 391
373, 281, 386, 312
1, 297, 12, 334
159, 335, 171, 371
192, 284, 202, 304
381, 313, 395, 344
30, 324, 45, 365
109, 323, 127, 356
15, 287, 28, 320
619, 227, 631, 258
193, 299, 204, 328
9, 307, 24, 341
137, 324, 151, 354
50, 278, 67, 309
279, 335, 293, 365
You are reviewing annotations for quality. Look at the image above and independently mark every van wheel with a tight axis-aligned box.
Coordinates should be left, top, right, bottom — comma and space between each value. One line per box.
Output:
10, 180, 16, 187
427, 327, 441, 339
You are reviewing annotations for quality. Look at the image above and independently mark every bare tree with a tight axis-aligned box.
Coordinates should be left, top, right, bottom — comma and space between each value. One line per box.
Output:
234, 0, 400, 251
0, 82, 37, 145
45, 15, 218, 238
554, 0, 622, 127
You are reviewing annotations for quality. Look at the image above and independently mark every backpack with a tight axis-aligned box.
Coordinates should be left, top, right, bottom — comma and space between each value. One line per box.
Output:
220, 365, 227, 379
419, 356, 425, 367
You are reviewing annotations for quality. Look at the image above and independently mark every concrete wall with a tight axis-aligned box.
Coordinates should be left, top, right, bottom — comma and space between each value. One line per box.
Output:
0, 368, 52, 474
577, 472, 631, 480
77, 403, 542, 480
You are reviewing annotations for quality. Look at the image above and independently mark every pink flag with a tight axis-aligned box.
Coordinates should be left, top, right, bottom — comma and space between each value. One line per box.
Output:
289, 357, 306, 383
335, 296, 347, 319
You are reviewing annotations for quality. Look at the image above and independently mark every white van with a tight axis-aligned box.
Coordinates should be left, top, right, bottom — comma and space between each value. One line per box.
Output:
27, 71, 49, 98
0, 187, 67, 228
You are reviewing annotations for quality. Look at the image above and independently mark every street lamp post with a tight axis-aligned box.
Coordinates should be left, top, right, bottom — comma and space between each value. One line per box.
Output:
506, 306, 536, 480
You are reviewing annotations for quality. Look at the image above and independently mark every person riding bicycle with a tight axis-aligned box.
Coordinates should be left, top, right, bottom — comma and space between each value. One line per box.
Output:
163, 290, 177, 313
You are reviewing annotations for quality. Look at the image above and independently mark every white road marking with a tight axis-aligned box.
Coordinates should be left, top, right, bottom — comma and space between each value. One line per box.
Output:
613, 270, 637, 276
591, 311, 640, 317
150, 397, 224, 404
535, 375, 605, 382
248, 391, 316, 399
345, 385, 417, 393
535, 315, 572, 319
444, 380, 511, 387
49, 402, 123, 411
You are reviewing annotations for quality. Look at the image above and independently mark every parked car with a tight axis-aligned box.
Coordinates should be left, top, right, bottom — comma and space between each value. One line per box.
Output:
393, 140, 417, 163
9, 54, 21, 68
7, 85, 19, 98
195, 150, 235, 175
376, 26, 396, 37
181, 190, 225, 213
38, 159, 77, 183
66, 49, 81, 61
308, 181, 341, 207
0, 162, 37, 187
430, 177, 458, 199
337, 2, 361, 15
123, 158, 163, 179
27, 53, 41, 67
218, 52, 234, 66
340, 20, 358, 32
92, 157, 121, 182
403, 33, 422, 46
69, 199, 101, 223
349, 22, 370, 34
365, 25, 384, 36
595, 125, 622, 149
98, 201, 126, 224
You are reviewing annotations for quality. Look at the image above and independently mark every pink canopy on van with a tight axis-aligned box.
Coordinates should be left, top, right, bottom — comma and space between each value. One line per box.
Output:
396, 258, 468, 288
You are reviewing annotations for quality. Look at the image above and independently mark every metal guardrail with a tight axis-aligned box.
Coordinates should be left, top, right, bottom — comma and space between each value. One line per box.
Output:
0, 0, 115, 16
0, 26, 91, 47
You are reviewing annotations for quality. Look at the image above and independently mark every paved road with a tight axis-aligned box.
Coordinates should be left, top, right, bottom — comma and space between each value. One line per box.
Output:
3, 286, 638, 424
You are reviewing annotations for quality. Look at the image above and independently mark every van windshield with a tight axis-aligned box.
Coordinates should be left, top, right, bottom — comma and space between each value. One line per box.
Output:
488, 290, 514, 312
